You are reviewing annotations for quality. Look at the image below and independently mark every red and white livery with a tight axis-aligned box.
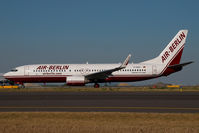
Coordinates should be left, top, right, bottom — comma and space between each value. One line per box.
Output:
4, 30, 193, 87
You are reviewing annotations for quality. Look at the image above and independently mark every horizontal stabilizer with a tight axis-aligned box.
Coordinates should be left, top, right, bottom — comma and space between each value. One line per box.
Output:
168, 61, 193, 69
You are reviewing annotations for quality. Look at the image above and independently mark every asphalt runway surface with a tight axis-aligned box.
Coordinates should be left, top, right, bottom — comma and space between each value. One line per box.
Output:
0, 91, 199, 113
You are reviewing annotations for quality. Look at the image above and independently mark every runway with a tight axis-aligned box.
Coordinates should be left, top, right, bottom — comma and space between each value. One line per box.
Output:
0, 91, 199, 113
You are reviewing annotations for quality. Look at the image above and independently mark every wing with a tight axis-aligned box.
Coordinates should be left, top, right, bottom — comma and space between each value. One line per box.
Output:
85, 54, 131, 81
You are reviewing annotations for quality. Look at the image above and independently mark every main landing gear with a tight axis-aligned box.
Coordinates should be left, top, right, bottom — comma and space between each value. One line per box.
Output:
94, 83, 100, 88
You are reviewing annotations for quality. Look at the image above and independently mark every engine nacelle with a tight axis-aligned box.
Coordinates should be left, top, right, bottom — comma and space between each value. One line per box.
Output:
66, 76, 87, 86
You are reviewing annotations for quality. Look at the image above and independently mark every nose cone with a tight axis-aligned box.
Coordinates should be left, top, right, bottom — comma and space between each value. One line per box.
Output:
3, 72, 11, 78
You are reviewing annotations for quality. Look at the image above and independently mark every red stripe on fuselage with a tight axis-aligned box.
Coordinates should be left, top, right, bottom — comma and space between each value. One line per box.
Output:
5, 74, 155, 83
105, 76, 154, 82
5, 76, 67, 83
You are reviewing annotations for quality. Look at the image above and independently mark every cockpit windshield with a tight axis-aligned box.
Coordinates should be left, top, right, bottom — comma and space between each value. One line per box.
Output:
11, 69, 18, 72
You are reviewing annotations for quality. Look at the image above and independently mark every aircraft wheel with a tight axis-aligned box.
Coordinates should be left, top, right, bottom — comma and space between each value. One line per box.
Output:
94, 83, 100, 88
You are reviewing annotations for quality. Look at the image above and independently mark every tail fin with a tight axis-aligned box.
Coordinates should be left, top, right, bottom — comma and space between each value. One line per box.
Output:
141, 30, 188, 67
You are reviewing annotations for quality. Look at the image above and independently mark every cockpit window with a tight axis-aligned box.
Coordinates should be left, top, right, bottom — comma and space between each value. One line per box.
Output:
11, 69, 18, 72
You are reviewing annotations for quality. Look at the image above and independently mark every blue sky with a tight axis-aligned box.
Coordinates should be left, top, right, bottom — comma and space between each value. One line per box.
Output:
0, 0, 198, 85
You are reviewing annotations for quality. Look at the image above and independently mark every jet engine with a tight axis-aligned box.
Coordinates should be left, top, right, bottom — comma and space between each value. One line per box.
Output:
66, 76, 88, 86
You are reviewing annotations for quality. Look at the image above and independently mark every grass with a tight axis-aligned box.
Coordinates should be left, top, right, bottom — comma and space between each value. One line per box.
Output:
0, 86, 199, 92
0, 112, 198, 133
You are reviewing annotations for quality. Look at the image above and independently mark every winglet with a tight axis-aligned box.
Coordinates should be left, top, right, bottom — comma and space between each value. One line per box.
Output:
120, 54, 131, 68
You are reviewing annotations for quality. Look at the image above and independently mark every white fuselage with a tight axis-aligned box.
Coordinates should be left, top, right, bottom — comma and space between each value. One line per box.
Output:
3, 63, 164, 84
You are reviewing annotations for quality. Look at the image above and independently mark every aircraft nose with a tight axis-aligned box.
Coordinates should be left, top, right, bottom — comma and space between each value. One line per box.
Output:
3, 72, 10, 77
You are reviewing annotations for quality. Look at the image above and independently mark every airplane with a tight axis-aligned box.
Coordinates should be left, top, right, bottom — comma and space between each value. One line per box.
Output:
3, 30, 193, 88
